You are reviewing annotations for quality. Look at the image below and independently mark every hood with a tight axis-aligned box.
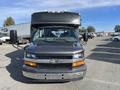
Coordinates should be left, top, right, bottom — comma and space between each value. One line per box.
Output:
25, 41, 83, 55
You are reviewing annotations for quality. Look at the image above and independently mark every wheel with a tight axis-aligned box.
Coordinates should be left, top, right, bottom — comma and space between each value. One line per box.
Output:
114, 38, 119, 41
0, 40, 2, 45
10, 30, 17, 44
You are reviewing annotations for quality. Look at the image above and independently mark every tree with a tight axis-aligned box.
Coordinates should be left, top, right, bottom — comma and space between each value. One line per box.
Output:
79, 27, 87, 32
87, 26, 96, 32
3, 17, 15, 27
114, 25, 120, 32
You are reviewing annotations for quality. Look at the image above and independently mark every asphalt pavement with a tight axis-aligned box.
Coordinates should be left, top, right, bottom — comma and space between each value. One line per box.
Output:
0, 36, 120, 90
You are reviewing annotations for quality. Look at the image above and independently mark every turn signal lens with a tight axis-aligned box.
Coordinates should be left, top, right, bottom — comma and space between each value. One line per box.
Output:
72, 60, 85, 67
24, 61, 38, 67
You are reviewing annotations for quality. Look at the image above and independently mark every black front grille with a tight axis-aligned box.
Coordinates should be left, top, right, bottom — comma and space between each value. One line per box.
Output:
36, 55, 73, 59
39, 63, 72, 70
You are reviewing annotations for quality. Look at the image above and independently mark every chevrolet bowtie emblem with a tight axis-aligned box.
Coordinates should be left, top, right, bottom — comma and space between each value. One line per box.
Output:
49, 59, 58, 63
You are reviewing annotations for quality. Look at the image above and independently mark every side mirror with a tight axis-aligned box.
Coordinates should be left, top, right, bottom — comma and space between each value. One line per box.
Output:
24, 45, 28, 50
82, 32, 88, 42
78, 35, 82, 40
10, 30, 18, 44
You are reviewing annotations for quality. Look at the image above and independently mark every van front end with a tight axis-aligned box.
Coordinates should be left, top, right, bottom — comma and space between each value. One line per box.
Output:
22, 11, 87, 82
22, 52, 87, 82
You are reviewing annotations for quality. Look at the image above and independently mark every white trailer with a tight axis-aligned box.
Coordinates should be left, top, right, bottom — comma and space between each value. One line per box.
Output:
0, 23, 30, 39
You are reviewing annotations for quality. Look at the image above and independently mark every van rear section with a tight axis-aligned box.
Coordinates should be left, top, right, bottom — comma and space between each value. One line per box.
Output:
22, 11, 87, 82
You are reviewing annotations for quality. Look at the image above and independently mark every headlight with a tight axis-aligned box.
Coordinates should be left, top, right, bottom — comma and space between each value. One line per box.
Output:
25, 53, 37, 59
73, 52, 84, 59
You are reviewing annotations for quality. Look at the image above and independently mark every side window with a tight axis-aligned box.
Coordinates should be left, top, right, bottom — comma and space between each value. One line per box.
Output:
33, 30, 40, 41
33, 29, 44, 41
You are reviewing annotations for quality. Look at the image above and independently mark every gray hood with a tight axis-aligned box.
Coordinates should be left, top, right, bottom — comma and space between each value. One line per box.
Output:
25, 41, 83, 55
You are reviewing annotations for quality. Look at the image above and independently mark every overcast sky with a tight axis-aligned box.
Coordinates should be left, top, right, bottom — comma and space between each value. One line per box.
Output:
0, 0, 120, 32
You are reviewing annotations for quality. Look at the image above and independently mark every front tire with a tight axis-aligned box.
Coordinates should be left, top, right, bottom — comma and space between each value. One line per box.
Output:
114, 38, 119, 41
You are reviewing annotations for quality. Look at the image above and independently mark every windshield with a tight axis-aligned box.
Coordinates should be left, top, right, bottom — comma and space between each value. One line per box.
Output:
32, 27, 78, 43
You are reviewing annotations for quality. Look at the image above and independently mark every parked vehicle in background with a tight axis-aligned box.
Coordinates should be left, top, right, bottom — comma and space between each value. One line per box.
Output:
112, 34, 120, 41
0, 33, 10, 42
93, 33, 96, 37
17, 37, 29, 44
0, 39, 2, 45
1, 23, 30, 44
88, 33, 96, 39
96, 32, 104, 37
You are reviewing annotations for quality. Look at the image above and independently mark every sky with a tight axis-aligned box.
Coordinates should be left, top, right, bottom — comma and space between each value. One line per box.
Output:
0, 0, 120, 32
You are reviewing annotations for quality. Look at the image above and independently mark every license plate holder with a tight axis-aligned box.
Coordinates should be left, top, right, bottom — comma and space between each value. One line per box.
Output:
46, 74, 62, 79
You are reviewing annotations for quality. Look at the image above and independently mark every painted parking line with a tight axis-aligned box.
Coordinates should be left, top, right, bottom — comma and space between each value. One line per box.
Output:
85, 78, 120, 87
97, 46, 120, 50
90, 51, 120, 55
86, 57, 120, 62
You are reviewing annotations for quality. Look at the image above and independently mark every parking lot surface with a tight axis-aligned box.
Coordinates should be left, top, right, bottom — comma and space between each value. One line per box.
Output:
0, 37, 120, 90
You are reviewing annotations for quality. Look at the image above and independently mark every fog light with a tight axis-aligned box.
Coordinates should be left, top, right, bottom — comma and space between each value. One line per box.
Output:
24, 61, 38, 67
72, 60, 85, 67
74, 72, 84, 76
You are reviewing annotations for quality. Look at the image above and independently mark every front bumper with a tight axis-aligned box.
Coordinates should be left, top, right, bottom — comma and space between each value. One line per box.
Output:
22, 65, 87, 82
